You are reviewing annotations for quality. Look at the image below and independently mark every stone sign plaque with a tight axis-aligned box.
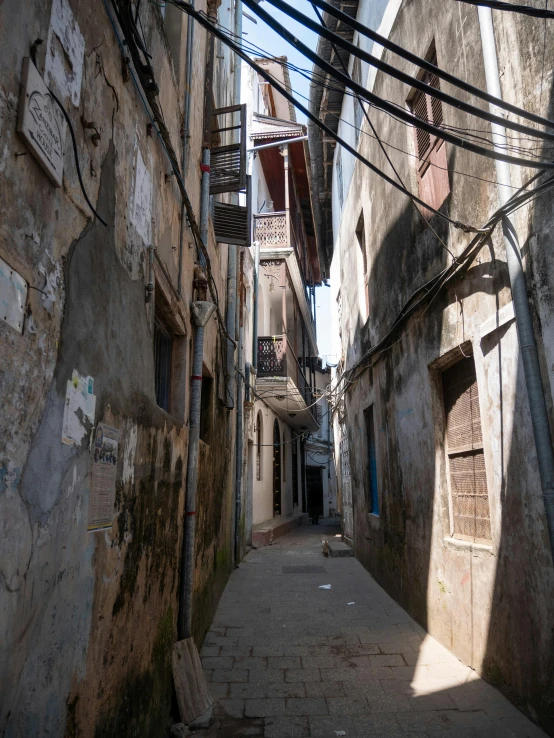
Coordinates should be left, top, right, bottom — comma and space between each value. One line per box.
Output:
17, 57, 66, 187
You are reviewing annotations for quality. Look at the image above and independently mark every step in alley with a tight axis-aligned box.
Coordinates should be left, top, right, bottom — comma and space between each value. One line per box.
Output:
200, 524, 547, 738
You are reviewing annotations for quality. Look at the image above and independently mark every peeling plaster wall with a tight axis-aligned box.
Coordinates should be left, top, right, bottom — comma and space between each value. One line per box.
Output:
331, 0, 554, 731
0, 0, 241, 735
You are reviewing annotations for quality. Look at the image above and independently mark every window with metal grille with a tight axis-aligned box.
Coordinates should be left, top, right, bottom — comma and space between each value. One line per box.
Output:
409, 47, 450, 215
442, 355, 491, 542
364, 405, 379, 515
154, 319, 173, 412
256, 411, 263, 481
352, 56, 364, 142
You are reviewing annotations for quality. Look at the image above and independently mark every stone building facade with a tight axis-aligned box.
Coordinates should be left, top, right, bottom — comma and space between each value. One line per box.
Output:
0, 0, 248, 734
310, 0, 554, 731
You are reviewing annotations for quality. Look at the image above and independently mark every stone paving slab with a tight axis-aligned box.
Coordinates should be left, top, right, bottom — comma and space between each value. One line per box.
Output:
198, 524, 548, 738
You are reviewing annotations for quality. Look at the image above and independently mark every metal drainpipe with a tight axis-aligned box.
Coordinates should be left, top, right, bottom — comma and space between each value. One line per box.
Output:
177, 5, 195, 295
252, 239, 260, 371
178, 298, 216, 639
478, 8, 554, 556
226, 247, 237, 408
199, 148, 210, 269
235, 319, 244, 566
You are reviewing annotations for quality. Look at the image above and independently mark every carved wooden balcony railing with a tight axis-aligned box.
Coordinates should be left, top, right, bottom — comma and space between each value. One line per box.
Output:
257, 336, 316, 420
253, 212, 288, 248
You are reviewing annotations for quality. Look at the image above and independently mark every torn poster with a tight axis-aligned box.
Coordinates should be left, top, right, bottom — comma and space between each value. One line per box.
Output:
88, 423, 119, 531
61, 370, 96, 446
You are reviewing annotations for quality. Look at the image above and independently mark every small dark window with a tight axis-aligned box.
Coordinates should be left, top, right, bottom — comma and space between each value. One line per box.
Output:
442, 355, 491, 542
199, 376, 213, 443
409, 46, 450, 216
154, 319, 173, 412
364, 405, 379, 515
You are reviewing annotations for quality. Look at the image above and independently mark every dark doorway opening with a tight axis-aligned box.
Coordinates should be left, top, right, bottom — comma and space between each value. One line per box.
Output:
273, 419, 282, 516
306, 466, 323, 524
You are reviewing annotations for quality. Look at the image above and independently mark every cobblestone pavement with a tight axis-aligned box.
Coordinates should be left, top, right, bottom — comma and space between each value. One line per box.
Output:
200, 524, 546, 738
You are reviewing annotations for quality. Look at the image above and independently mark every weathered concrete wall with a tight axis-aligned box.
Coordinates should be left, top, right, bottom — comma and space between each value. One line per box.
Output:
0, 0, 241, 735
331, 0, 554, 732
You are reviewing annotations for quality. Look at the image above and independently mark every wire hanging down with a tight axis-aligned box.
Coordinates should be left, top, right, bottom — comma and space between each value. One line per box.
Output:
242, 0, 554, 171
452, 0, 554, 18
261, 0, 554, 144
306, 0, 554, 130
167, 0, 495, 232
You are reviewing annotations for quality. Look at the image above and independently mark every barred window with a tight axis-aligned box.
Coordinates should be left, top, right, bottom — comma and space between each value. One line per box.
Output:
442, 355, 491, 542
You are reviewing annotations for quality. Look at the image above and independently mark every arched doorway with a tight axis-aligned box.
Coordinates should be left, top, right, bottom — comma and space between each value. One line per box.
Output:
273, 419, 282, 516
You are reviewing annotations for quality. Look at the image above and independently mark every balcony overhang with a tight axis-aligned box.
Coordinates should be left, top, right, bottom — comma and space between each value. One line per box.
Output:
255, 376, 319, 431
259, 247, 318, 355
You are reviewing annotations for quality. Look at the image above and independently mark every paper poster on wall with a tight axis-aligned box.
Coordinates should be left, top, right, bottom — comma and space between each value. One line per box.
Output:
61, 370, 96, 446
88, 423, 119, 532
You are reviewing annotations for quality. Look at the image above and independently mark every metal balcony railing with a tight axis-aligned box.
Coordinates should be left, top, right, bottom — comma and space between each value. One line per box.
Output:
257, 335, 316, 420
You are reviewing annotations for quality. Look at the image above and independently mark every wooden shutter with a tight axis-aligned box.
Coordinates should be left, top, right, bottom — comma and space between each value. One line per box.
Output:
411, 54, 443, 172
442, 357, 491, 541
210, 104, 247, 194
213, 202, 249, 246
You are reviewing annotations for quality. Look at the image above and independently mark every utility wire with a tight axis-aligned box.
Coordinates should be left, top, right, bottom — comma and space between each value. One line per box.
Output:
169, 0, 489, 233
308, 0, 554, 130
452, 0, 554, 18
104, 0, 236, 348
309, 2, 456, 259
242, 0, 554, 171
263, 0, 554, 145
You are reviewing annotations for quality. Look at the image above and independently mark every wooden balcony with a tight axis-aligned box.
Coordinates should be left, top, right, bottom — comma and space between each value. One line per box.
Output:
257, 336, 316, 425
253, 212, 288, 248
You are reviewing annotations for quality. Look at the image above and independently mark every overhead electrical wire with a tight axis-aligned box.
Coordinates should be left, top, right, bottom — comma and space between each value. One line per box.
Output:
167, 0, 491, 233
452, 0, 554, 18
308, 1, 456, 259
328, 169, 554, 411
307, 0, 554, 130
241, 0, 554, 171
104, 0, 236, 348
261, 0, 554, 145
209, 15, 552, 161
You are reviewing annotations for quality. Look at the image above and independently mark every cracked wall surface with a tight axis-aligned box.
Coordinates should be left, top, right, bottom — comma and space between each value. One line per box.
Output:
0, 1, 240, 735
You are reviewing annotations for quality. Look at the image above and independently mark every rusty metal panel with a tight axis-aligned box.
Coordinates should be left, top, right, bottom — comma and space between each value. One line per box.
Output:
213, 202, 249, 246
442, 357, 491, 541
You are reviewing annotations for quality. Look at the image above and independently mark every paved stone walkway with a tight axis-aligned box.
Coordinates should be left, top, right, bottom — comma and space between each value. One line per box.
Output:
200, 524, 546, 738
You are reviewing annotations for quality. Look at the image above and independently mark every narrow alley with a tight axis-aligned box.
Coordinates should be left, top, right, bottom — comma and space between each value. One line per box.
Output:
200, 524, 546, 738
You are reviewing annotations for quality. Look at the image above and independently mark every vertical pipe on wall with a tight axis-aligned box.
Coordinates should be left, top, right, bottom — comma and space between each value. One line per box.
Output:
226, 247, 237, 408
178, 300, 216, 639
235, 319, 244, 566
478, 8, 554, 558
252, 239, 260, 371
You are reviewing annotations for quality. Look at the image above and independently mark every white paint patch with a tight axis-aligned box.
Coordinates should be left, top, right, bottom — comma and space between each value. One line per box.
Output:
131, 148, 152, 244
39, 260, 63, 315
45, 0, 85, 106
122, 424, 138, 485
